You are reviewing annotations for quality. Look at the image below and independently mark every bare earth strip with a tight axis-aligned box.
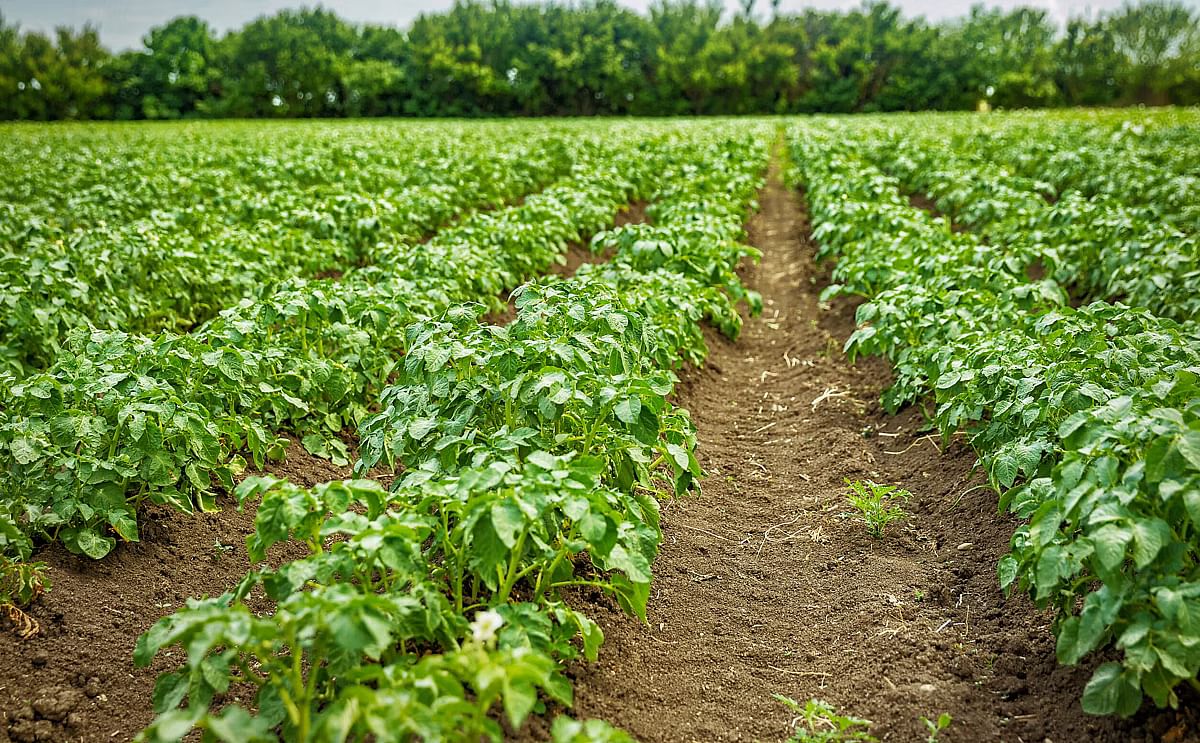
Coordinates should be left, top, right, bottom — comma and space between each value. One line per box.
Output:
548, 153, 1184, 742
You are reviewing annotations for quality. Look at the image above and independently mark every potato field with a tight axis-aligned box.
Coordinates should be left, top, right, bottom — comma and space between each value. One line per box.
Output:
1, 110, 1199, 742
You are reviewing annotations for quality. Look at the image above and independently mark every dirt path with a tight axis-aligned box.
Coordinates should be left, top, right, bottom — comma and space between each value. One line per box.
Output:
554, 151, 1175, 742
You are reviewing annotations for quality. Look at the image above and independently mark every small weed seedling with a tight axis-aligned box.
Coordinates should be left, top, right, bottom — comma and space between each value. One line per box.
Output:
921, 712, 952, 742
210, 539, 234, 563
845, 479, 912, 538
774, 695, 877, 743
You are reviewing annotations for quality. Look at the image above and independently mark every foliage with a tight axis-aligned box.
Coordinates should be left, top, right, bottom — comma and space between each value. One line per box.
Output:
0, 121, 577, 373
775, 695, 877, 743
921, 712, 952, 743
3, 1, 1200, 120
0, 556, 48, 639
0, 556, 48, 607
858, 112, 1200, 320
844, 479, 911, 538
0, 121, 749, 564
789, 113, 1200, 717
126, 119, 765, 739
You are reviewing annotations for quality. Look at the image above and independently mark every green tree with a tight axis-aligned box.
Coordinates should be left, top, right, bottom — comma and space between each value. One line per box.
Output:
1053, 18, 1122, 106
214, 9, 356, 117
648, 0, 724, 114
1, 0, 1198, 119
0, 21, 110, 119
1106, 1, 1200, 105
401, 2, 510, 116
942, 6, 1062, 109
136, 17, 218, 118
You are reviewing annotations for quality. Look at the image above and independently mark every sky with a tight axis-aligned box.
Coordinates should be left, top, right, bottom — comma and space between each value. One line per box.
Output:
3, 0, 1196, 51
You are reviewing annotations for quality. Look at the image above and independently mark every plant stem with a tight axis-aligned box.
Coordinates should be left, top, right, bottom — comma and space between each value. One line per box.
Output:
495, 529, 528, 603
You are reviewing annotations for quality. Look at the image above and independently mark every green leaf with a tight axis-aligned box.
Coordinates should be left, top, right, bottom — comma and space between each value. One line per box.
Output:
503, 680, 538, 730
1090, 524, 1132, 572
205, 706, 274, 742
1035, 546, 1064, 597
151, 671, 188, 714
993, 450, 1019, 489
665, 442, 690, 471
9, 437, 39, 465
1132, 518, 1171, 568
144, 709, 203, 742
409, 418, 438, 442
490, 500, 524, 548
109, 512, 140, 542
1177, 431, 1200, 470
1056, 617, 1082, 665
1081, 662, 1142, 717
574, 612, 604, 663
73, 528, 116, 559
614, 397, 641, 425
143, 450, 177, 487
935, 370, 961, 389
997, 554, 1018, 589
1183, 489, 1200, 531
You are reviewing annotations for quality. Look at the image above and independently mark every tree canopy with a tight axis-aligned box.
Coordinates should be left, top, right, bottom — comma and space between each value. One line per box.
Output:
1, 0, 1198, 120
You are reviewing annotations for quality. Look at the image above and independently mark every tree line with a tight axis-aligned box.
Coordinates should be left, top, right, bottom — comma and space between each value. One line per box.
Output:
2, 0, 1198, 120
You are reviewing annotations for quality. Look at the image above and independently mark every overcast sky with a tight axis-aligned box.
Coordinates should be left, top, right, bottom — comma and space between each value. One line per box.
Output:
4, 0, 1195, 50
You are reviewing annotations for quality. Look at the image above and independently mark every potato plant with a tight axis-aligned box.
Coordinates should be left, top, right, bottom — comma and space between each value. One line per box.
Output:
859, 117, 1200, 322
0, 126, 738, 564
790, 121, 1200, 716
132, 122, 768, 740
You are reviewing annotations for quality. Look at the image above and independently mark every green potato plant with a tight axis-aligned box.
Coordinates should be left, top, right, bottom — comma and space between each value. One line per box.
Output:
789, 118, 1200, 716
844, 479, 912, 539
131, 121, 770, 740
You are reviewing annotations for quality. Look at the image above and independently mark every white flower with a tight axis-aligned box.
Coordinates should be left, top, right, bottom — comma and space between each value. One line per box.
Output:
470, 609, 504, 645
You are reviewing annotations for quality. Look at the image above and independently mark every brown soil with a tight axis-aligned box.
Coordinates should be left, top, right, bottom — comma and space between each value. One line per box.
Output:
521, 156, 1198, 742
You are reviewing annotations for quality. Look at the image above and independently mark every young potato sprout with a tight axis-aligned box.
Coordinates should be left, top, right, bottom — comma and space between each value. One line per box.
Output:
844, 479, 912, 538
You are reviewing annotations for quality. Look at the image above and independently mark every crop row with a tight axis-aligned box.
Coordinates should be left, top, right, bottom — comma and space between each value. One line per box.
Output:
0, 126, 716, 566
944, 111, 1200, 233
0, 122, 567, 228
132, 128, 770, 741
788, 122, 1200, 717
855, 119, 1200, 323
0, 129, 579, 375
852, 110, 1200, 233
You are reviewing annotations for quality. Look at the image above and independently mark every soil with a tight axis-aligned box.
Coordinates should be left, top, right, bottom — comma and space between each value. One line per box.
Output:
522, 155, 1199, 742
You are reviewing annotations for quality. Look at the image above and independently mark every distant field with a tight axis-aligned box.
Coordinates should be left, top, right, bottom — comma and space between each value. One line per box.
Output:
2, 110, 1198, 742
